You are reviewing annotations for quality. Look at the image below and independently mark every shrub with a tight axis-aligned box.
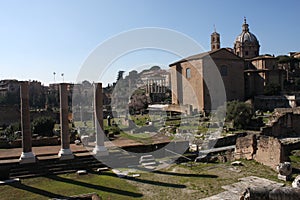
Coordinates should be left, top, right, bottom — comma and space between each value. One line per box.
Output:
31, 116, 55, 137
3, 123, 20, 142
226, 101, 253, 129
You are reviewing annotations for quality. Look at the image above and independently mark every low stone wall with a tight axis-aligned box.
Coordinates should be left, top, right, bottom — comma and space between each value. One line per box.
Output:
122, 140, 189, 158
214, 132, 247, 148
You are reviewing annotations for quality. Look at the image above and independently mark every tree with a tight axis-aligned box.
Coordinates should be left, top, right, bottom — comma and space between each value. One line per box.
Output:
116, 71, 125, 82
226, 101, 253, 129
3, 122, 21, 142
150, 66, 161, 70
128, 89, 150, 115
31, 116, 55, 137
47, 90, 59, 109
264, 83, 281, 96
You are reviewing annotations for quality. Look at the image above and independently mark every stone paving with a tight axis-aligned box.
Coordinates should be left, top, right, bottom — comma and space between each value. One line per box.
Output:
201, 176, 285, 200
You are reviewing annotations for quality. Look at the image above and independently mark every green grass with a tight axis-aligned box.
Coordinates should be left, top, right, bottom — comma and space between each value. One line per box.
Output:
290, 150, 300, 170
0, 160, 284, 200
0, 171, 141, 200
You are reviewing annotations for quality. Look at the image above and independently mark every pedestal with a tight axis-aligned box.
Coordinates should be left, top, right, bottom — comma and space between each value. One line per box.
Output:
58, 148, 74, 160
93, 145, 109, 156
19, 152, 36, 164
278, 174, 292, 181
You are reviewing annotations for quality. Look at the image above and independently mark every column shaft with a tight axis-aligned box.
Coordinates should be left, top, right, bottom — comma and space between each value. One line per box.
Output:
58, 83, 73, 159
19, 81, 35, 163
93, 83, 108, 156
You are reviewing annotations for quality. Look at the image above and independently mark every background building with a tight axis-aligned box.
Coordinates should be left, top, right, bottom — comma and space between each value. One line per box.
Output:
170, 18, 285, 113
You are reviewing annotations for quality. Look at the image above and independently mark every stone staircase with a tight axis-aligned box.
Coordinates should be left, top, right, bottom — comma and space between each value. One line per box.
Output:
99, 148, 140, 169
0, 148, 141, 179
4, 154, 106, 179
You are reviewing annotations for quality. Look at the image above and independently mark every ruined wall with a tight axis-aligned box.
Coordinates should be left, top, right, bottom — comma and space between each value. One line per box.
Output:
235, 134, 257, 160
214, 132, 247, 148
254, 136, 287, 170
0, 106, 58, 127
234, 108, 300, 169
261, 108, 300, 137
0, 105, 20, 125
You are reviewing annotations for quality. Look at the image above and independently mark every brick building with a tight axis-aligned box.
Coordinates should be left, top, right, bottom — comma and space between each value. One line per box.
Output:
170, 18, 284, 112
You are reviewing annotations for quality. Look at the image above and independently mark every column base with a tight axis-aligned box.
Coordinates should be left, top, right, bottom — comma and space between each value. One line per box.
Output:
58, 148, 74, 160
278, 174, 292, 181
19, 152, 36, 164
93, 145, 109, 156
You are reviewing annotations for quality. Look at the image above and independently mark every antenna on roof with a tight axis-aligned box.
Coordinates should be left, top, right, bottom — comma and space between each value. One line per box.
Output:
213, 24, 216, 32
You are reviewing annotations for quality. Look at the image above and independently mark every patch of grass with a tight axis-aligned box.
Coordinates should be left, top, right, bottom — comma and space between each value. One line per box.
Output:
0, 172, 141, 200
290, 151, 300, 169
0, 160, 282, 200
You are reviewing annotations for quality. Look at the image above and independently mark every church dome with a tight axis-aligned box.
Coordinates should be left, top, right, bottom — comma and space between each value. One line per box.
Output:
235, 31, 259, 44
235, 18, 259, 45
234, 17, 260, 59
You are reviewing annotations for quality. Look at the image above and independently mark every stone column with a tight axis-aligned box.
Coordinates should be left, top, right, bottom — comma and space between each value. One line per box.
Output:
93, 83, 108, 156
19, 81, 36, 164
145, 80, 149, 94
58, 83, 74, 160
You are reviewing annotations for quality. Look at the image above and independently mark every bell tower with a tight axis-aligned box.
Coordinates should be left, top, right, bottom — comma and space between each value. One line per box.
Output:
211, 25, 220, 51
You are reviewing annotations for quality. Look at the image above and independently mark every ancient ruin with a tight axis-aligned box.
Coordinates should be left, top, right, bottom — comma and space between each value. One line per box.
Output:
19, 81, 36, 164
234, 107, 300, 170
92, 82, 108, 156
58, 83, 74, 160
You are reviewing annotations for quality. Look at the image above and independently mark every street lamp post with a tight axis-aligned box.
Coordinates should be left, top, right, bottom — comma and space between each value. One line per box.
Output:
53, 72, 56, 83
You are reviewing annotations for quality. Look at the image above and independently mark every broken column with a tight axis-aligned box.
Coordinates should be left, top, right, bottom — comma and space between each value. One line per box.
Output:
93, 83, 108, 156
58, 83, 74, 160
277, 162, 292, 181
19, 81, 36, 164
240, 187, 300, 200
292, 175, 300, 188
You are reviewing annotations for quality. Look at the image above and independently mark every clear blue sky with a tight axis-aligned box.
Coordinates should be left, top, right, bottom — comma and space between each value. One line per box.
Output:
0, 0, 299, 86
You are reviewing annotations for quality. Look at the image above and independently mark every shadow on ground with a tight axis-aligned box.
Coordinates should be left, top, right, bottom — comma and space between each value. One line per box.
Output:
153, 170, 218, 178
89, 170, 186, 188
47, 174, 143, 198
7, 182, 67, 199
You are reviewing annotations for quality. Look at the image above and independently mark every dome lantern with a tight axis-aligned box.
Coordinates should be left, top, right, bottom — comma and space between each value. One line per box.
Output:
234, 17, 260, 59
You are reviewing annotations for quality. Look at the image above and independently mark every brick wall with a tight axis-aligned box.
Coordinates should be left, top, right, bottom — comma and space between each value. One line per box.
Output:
235, 134, 257, 160
254, 136, 287, 170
